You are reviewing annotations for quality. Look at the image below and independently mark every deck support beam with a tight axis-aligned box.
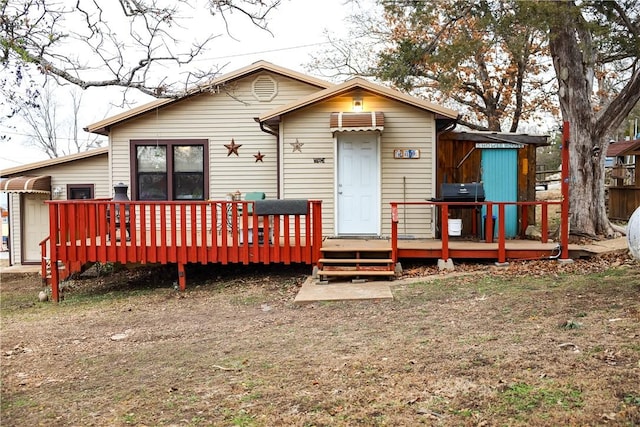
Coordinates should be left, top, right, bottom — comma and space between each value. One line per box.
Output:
48, 204, 60, 303
177, 263, 186, 291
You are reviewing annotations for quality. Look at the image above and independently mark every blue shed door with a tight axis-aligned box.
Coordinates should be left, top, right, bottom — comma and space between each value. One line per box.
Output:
481, 149, 518, 238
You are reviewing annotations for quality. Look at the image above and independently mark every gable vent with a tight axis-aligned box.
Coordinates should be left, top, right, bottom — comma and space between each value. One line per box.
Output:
252, 75, 278, 102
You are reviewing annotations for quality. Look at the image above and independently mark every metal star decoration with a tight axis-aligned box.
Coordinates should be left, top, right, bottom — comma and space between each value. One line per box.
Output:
254, 151, 265, 162
290, 139, 304, 152
224, 139, 242, 156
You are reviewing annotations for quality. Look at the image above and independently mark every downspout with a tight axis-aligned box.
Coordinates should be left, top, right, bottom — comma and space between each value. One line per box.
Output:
256, 118, 281, 199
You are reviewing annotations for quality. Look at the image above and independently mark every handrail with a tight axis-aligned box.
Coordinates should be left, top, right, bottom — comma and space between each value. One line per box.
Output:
43, 198, 323, 266
390, 200, 566, 264
39, 235, 50, 283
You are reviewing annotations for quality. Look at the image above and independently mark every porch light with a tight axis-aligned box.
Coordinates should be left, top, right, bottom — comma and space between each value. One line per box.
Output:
352, 96, 363, 112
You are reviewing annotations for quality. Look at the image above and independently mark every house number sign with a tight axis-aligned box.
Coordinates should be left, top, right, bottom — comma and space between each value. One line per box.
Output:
393, 149, 421, 159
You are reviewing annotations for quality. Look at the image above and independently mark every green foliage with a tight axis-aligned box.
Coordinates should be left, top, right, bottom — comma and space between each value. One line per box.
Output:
500, 382, 583, 413
623, 393, 640, 406
376, 0, 553, 131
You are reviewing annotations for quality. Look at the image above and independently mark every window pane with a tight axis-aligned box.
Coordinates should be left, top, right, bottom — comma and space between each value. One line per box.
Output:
174, 146, 204, 172
69, 187, 92, 199
174, 173, 204, 200
137, 146, 167, 172
138, 173, 167, 200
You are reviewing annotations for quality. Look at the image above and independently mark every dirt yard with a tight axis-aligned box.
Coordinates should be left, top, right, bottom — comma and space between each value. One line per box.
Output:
1, 255, 639, 426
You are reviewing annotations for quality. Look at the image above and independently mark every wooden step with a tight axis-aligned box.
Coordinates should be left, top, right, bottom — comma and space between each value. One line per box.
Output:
318, 258, 393, 264
316, 270, 396, 277
320, 247, 391, 253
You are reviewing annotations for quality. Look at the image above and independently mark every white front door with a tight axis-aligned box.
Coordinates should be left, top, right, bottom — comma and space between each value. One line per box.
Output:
23, 194, 50, 263
337, 132, 379, 235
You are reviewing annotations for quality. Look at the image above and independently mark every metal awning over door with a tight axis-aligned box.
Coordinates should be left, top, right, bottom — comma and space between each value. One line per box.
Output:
330, 112, 384, 133
0, 176, 51, 193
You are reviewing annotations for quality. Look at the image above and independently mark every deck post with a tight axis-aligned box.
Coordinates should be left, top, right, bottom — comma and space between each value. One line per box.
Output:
485, 203, 494, 243
541, 203, 549, 243
520, 204, 528, 238
48, 202, 60, 302
497, 204, 507, 263
311, 201, 323, 265
391, 203, 398, 263
441, 204, 449, 261
177, 263, 186, 291
560, 121, 571, 260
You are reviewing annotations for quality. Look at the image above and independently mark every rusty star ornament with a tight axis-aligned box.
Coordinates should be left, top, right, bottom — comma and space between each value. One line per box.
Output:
254, 151, 265, 162
224, 139, 242, 156
290, 139, 304, 152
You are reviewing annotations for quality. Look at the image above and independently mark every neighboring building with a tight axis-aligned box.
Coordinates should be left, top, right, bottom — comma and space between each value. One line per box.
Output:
606, 138, 640, 220
1, 206, 8, 251
0, 148, 109, 265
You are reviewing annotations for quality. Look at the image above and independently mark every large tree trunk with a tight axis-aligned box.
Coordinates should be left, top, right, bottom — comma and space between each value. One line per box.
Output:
548, 2, 637, 238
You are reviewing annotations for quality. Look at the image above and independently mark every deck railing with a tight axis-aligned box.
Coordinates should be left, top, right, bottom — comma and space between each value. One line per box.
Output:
390, 200, 569, 264
44, 199, 323, 301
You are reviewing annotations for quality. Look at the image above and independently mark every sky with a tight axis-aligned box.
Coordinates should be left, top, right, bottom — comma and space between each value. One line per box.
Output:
0, 0, 361, 172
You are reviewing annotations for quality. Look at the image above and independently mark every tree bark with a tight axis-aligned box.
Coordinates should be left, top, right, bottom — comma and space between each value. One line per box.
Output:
548, 1, 640, 238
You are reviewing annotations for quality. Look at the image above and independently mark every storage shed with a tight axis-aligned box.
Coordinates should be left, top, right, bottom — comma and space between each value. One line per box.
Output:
437, 131, 549, 238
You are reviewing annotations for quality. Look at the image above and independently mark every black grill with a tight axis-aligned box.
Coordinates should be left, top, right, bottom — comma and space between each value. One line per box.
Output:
437, 183, 485, 202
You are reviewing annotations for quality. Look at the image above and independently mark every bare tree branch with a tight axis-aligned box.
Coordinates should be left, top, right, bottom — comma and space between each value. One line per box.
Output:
0, 0, 280, 101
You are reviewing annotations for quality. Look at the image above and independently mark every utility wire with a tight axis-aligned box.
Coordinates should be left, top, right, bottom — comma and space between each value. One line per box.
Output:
0, 127, 103, 142
197, 40, 340, 61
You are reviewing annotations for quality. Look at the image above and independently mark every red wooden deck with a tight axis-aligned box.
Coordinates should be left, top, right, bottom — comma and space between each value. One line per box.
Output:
43, 200, 323, 301
390, 200, 569, 262
42, 198, 569, 302
40, 123, 574, 302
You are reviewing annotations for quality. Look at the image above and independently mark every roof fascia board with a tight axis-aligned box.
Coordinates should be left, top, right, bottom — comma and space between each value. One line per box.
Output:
444, 131, 550, 146
0, 147, 108, 177
259, 77, 459, 122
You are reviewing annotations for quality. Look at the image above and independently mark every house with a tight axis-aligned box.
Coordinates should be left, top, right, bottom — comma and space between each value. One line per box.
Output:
9, 61, 567, 300
606, 138, 640, 220
84, 60, 459, 239
0, 148, 109, 265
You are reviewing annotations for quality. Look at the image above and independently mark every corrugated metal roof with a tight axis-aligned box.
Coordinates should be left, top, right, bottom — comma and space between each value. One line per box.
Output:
607, 139, 640, 157
443, 131, 549, 146
0, 175, 51, 193
329, 112, 384, 132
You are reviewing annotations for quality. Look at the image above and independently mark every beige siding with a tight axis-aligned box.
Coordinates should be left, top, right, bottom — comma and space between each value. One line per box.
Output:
5, 153, 109, 265
281, 92, 437, 237
48, 155, 111, 200
109, 74, 322, 201
8, 193, 20, 265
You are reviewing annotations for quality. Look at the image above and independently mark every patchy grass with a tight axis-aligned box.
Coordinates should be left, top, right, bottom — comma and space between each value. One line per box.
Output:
1, 261, 639, 426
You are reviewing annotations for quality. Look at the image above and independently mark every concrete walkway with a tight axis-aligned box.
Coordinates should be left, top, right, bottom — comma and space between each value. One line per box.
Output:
569, 236, 629, 256
294, 276, 394, 304
0, 251, 41, 275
